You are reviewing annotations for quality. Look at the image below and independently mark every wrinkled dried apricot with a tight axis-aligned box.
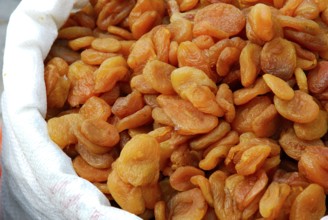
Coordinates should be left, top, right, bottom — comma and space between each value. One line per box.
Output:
107, 169, 145, 215
290, 184, 326, 220
259, 182, 291, 219
240, 42, 262, 87
261, 38, 297, 80
73, 155, 110, 182
79, 96, 111, 121
293, 110, 328, 141
193, 3, 246, 39
157, 95, 219, 135
143, 60, 176, 95
112, 90, 144, 119
170, 166, 205, 191
299, 146, 328, 190
81, 119, 119, 147
177, 41, 213, 78
75, 142, 114, 169
47, 113, 83, 149
279, 127, 324, 161
308, 61, 328, 94
168, 188, 208, 220
274, 90, 320, 123
94, 56, 129, 93
232, 96, 279, 137
171, 67, 222, 116
248, 3, 274, 42
128, 0, 165, 39
67, 60, 97, 106
114, 134, 160, 187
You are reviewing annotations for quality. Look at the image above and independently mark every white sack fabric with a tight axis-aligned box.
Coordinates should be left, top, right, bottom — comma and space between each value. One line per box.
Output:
1, 0, 140, 219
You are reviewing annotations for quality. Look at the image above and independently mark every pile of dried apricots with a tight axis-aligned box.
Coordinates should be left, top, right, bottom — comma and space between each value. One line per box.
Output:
45, 0, 328, 219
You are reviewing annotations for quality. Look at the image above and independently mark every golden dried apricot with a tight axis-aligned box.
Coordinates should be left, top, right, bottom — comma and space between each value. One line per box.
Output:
81, 48, 118, 65
199, 145, 231, 170
170, 166, 205, 191
167, 188, 208, 220
128, 0, 165, 39
274, 90, 320, 123
233, 77, 270, 106
299, 146, 328, 190
127, 35, 156, 71
263, 73, 295, 101
91, 37, 121, 53
73, 155, 110, 182
67, 60, 97, 106
190, 121, 230, 150
47, 114, 83, 149
240, 42, 262, 87
96, 0, 135, 31
293, 110, 328, 141
80, 119, 119, 147
232, 96, 279, 137
235, 145, 271, 175
152, 26, 171, 63
259, 182, 291, 219
171, 67, 221, 116
290, 184, 326, 220
68, 36, 95, 51
93, 56, 129, 93
79, 96, 111, 121
75, 142, 114, 169
193, 3, 246, 39
58, 26, 93, 40
130, 74, 158, 94
115, 105, 153, 132
157, 95, 219, 135
279, 127, 324, 160
284, 29, 328, 52
114, 134, 160, 187
143, 60, 176, 95
112, 90, 144, 119
177, 41, 213, 78
167, 15, 193, 44
248, 3, 274, 42
107, 169, 145, 215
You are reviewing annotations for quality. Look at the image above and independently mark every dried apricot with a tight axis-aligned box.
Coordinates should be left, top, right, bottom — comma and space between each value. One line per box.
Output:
73, 155, 110, 182
168, 188, 208, 220
157, 95, 219, 135
293, 110, 328, 141
290, 184, 326, 220
263, 73, 295, 100
259, 182, 291, 219
80, 119, 119, 147
107, 169, 145, 215
240, 42, 262, 87
170, 166, 205, 191
114, 134, 160, 187
143, 60, 176, 95
299, 146, 328, 190
274, 90, 320, 123
93, 56, 129, 93
193, 3, 246, 39
67, 60, 97, 106
261, 38, 297, 80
